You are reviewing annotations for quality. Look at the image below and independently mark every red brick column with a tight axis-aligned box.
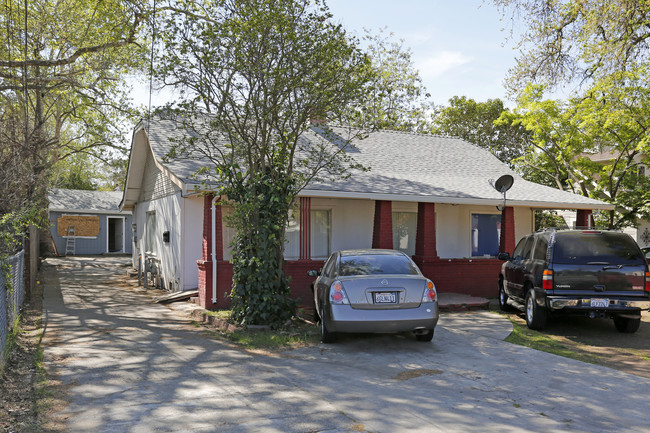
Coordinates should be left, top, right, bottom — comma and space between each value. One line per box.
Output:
299, 197, 311, 260
372, 200, 393, 249
499, 206, 515, 253
214, 203, 224, 261
413, 202, 438, 260
575, 209, 593, 228
198, 194, 216, 309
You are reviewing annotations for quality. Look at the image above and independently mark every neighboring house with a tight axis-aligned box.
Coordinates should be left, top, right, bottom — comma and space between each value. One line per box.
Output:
583, 149, 648, 246
48, 188, 133, 256
120, 116, 613, 309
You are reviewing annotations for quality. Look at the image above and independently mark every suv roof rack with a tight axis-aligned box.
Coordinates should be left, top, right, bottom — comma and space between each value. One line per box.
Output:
535, 226, 619, 233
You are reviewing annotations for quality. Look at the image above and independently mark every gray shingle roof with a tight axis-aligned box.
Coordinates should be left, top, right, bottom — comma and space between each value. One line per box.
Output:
138, 117, 613, 210
49, 189, 129, 214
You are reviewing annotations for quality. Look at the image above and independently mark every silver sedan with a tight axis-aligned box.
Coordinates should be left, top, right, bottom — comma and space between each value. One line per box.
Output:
308, 249, 438, 343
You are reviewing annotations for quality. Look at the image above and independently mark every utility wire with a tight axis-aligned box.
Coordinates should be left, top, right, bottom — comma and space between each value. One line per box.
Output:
147, 0, 157, 134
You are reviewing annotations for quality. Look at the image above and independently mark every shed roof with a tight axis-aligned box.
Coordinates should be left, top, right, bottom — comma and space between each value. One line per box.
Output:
122, 116, 614, 211
49, 188, 131, 214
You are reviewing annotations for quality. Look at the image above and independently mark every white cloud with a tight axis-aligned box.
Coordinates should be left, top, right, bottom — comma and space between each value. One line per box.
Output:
416, 51, 472, 80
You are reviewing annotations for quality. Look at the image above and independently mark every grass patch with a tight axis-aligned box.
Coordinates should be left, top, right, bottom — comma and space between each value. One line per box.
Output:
201, 309, 320, 352
504, 316, 603, 366
1, 315, 21, 373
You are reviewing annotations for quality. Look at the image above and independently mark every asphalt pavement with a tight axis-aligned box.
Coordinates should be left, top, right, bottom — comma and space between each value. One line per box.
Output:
41, 256, 650, 433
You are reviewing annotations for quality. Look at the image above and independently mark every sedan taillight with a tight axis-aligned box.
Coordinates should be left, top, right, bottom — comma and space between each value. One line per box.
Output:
645, 272, 650, 294
422, 280, 437, 303
330, 281, 349, 305
543, 269, 553, 291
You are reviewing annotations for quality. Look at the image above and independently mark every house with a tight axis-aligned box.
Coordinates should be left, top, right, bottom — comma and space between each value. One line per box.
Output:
48, 188, 133, 256
120, 116, 613, 308
581, 148, 649, 246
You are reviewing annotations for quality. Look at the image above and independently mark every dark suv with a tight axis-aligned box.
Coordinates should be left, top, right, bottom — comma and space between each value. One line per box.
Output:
498, 229, 650, 333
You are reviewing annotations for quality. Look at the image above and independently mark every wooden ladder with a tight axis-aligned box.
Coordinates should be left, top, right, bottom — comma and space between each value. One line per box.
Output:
65, 225, 76, 256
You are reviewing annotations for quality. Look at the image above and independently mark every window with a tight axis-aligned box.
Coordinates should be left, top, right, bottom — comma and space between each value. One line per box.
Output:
533, 236, 548, 260
145, 211, 157, 254
222, 206, 236, 261
521, 237, 534, 260
512, 237, 528, 260
471, 213, 501, 257
322, 253, 338, 278
392, 212, 417, 256
283, 208, 331, 259
311, 209, 331, 259
339, 253, 419, 276
284, 208, 300, 259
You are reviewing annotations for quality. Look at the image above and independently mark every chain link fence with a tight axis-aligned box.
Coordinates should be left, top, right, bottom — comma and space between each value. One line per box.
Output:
1, 249, 25, 365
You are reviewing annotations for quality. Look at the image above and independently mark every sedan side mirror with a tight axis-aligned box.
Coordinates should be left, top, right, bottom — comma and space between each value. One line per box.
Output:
307, 269, 320, 277
497, 252, 511, 261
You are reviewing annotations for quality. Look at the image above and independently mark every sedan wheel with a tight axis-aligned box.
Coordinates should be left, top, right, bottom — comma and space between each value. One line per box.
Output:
525, 288, 547, 331
415, 329, 434, 342
320, 305, 336, 343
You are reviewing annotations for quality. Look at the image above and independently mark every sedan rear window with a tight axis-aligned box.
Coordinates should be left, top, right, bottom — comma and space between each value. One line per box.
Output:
553, 232, 644, 265
339, 254, 419, 276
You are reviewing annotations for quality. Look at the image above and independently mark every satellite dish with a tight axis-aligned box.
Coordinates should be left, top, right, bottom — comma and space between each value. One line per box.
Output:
494, 174, 514, 193
489, 174, 514, 211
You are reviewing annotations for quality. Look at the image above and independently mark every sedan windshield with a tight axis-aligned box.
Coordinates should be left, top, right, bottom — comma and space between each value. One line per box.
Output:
339, 254, 419, 276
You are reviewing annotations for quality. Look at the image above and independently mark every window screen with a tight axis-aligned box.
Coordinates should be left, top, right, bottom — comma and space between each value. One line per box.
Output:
310, 209, 331, 259
393, 212, 417, 256
471, 213, 501, 257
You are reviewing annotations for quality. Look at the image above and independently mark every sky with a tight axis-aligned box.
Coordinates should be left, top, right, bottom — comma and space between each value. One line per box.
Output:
134, 0, 521, 109
325, 0, 519, 106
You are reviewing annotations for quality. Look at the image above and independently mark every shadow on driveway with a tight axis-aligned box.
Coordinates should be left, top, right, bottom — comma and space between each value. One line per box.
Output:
41, 256, 650, 433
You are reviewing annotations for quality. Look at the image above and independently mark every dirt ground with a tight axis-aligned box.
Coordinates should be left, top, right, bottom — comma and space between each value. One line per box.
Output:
497, 306, 650, 379
0, 279, 46, 432
2, 260, 650, 432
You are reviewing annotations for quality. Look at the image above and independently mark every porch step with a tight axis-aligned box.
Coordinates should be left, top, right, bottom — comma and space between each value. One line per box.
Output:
437, 293, 490, 312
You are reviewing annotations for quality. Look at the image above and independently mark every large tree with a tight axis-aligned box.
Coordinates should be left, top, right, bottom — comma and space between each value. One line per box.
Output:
156, 0, 373, 326
493, 0, 650, 228
493, 0, 650, 92
431, 96, 530, 167
499, 84, 650, 229
0, 0, 147, 221
354, 28, 433, 132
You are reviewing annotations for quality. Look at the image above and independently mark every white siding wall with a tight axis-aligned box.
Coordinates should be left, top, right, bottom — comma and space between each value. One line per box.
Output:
312, 198, 375, 252
514, 206, 534, 244
306, 199, 535, 259
435, 204, 466, 258
133, 192, 184, 291
637, 220, 650, 249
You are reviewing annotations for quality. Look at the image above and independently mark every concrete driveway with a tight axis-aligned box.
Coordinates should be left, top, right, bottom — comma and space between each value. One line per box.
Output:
41, 257, 650, 433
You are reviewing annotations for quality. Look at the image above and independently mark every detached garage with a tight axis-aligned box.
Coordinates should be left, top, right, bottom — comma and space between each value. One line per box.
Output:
48, 188, 133, 256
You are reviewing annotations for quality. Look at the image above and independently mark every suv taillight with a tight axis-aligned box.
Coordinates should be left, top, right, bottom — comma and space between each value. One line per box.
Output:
543, 269, 553, 291
646, 272, 650, 294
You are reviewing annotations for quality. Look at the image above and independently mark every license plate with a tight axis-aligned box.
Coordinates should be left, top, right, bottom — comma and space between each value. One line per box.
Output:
590, 298, 610, 308
374, 292, 397, 304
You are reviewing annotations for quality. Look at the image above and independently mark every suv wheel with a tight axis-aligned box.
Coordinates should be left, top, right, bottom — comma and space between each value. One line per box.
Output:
613, 316, 641, 333
525, 288, 548, 330
498, 279, 513, 311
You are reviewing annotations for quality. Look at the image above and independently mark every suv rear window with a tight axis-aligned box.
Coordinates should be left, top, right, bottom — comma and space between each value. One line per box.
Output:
553, 232, 644, 265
